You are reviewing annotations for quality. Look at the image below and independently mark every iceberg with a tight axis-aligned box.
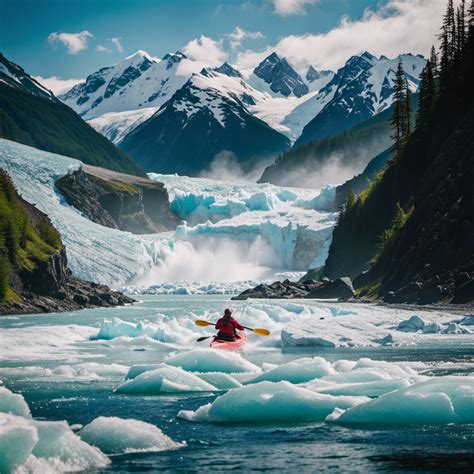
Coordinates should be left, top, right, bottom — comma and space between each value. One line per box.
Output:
177, 381, 369, 423
79, 416, 183, 454
247, 357, 335, 384
196, 372, 243, 390
0, 386, 31, 418
115, 365, 217, 394
328, 376, 474, 425
308, 379, 412, 397
0, 413, 37, 473
165, 349, 261, 374
0, 413, 110, 473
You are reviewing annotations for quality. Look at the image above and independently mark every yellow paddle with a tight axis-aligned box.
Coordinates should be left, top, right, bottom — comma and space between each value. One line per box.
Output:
194, 319, 270, 336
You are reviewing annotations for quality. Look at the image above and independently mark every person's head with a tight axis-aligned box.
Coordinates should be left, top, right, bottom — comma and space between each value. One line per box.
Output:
224, 308, 232, 318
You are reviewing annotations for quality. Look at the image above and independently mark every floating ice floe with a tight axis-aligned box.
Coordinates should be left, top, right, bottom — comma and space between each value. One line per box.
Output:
196, 372, 243, 390
165, 349, 261, 374
97, 317, 196, 345
0, 412, 110, 473
327, 376, 474, 425
79, 416, 183, 454
0, 386, 183, 472
116, 365, 217, 394
177, 381, 369, 423
0, 386, 31, 418
247, 357, 335, 384
306, 379, 412, 398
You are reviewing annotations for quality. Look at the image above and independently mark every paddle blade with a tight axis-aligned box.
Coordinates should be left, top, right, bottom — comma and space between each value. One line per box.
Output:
252, 328, 270, 336
197, 336, 212, 342
195, 320, 211, 327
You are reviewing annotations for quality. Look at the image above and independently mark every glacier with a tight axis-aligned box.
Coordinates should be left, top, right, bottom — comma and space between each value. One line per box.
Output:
0, 139, 335, 287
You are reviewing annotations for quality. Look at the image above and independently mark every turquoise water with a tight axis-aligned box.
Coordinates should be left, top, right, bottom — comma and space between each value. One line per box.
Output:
1, 295, 473, 473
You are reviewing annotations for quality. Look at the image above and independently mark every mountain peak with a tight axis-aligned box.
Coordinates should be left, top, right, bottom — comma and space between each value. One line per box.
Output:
214, 62, 242, 78
125, 50, 158, 62
254, 52, 308, 98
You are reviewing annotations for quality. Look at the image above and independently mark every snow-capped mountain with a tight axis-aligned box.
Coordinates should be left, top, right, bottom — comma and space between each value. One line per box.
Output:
60, 50, 189, 120
0, 53, 56, 101
295, 52, 425, 146
119, 69, 290, 175
247, 52, 309, 98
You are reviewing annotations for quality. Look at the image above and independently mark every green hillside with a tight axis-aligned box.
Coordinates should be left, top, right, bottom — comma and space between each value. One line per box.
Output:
0, 84, 145, 177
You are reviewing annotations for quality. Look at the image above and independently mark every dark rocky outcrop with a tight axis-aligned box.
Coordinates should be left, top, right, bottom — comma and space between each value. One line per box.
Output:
231, 277, 355, 301
56, 165, 180, 234
305, 277, 355, 299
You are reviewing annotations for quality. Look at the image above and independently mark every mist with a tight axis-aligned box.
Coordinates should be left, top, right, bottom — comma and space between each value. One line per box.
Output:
134, 236, 284, 285
200, 150, 275, 183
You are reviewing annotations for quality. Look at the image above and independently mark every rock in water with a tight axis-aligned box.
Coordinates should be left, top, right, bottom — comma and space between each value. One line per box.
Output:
305, 277, 355, 300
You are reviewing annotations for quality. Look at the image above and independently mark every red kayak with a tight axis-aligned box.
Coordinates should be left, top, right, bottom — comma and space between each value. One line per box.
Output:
210, 332, 247, 351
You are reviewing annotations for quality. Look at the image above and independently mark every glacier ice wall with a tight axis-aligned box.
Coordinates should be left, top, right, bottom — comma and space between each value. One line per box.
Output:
0, 139, 336, 286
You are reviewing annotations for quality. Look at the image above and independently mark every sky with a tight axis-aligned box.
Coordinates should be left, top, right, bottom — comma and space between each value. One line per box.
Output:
0, 0, 449, 94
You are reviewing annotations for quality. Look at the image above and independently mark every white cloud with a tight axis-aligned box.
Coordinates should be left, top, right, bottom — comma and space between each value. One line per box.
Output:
273, 0, 318, 16
47, 30, 93, 55
237, 0, 449, 73
96, 44, 112, 53
111, 37, 123, 53
177, 35, 228, 76
226, 26, 264, 50
33, 75, 84, 95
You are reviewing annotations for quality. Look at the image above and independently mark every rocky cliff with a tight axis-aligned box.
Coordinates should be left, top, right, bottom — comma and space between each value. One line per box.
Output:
56, 165, 180, 234
0, 170, 133, 315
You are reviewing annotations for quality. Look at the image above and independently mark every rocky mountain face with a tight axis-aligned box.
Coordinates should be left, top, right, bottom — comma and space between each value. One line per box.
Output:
56, 165, 180, 234
295, 53, 425, 146
0, 53, 56, 101
60, 50, 190, 120
0, 54, 145, 177
119, 70, 290, 175
0, 169, 133, 315
253, 52, 309, 97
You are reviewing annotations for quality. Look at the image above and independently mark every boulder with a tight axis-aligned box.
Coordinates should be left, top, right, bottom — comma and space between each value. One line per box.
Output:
305, 277, 355, 300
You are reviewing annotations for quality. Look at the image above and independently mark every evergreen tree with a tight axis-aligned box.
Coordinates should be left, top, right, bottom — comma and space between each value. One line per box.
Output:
404, 77, 412, 139
416, 61, 435, 128
390, 60, 407, 159
0, 255, 9, 302
430, 45, 438, 77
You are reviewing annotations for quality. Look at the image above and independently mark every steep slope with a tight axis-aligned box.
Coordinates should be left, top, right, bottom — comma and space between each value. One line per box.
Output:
0, 54, 145, 177
324, 36, 474, 304
295, 53, 425, 146
258, 102, 397, 188
0, 53, 55, 100
119, 70, 290, 175
0, 168, 132, 314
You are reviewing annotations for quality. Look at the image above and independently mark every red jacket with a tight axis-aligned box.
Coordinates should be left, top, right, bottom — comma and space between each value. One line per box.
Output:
215, 317, 244, 336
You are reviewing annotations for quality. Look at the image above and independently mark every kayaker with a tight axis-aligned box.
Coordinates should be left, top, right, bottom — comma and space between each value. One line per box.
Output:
215, 308, 245, 341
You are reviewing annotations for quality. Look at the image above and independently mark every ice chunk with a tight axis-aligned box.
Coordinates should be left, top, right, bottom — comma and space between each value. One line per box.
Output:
281, 328, 337, 348
0, 386, 31, 418
79, 416, 182, 454
31, 419, 110, 470
397, 315, 425, 332
165, 349, 260, 373
177, 381, 369, 423
197, 373, 242, 390
116, 365, 216, 394
422, 322, 443, 334
0, 413, 37, 473
247, 357, 335, 384
97, 318, 156, 339
49, 362, 129, 381
126, 364, 162, 380
328, 376, 474, 425
459, 315, 474, 326
308, 379, 412, 397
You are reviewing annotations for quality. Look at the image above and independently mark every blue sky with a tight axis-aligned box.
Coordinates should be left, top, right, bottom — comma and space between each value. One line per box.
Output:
1, 0, 445, 85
